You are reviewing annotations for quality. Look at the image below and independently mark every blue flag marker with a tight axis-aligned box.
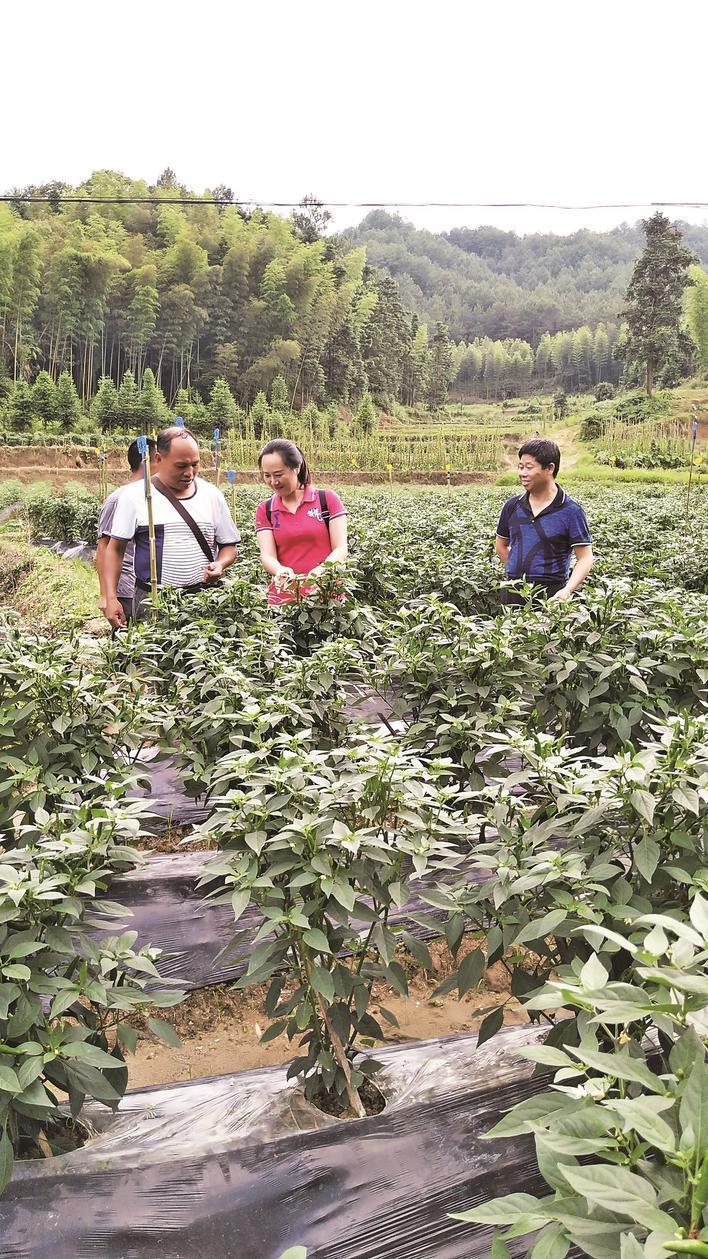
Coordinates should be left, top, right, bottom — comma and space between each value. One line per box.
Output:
226, 469, 237, 485
136, 435, 149, 491
174, 416, 185, 430
693, 418, 699, 439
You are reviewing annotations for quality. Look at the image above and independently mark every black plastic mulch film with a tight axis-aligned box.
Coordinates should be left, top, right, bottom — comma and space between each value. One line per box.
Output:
1, 1027, 552, 1259
2, 699, 553, 1258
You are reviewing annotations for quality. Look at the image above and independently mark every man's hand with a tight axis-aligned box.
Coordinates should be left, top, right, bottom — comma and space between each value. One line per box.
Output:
203, 560, 224, 585
550, 585, 573, 603
274, 565, 296, 592
103, 597, 127, 629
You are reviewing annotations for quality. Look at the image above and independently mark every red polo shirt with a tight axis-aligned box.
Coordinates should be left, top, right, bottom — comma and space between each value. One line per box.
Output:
254, 485, 346, 605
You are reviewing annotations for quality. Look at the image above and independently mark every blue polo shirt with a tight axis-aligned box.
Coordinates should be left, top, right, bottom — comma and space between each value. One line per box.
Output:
496, 486, 591, 582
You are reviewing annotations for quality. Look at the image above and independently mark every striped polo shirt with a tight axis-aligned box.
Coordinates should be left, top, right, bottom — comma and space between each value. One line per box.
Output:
496, 485, 591, 582
110, 477, 240, 589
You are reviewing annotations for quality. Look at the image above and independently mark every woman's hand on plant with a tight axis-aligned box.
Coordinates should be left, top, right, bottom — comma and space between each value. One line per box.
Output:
307, 565, 325, 579
274, 565, 296, 591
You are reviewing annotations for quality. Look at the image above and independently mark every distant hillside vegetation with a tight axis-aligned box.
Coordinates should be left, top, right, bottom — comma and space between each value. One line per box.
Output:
344, 212, 708, 345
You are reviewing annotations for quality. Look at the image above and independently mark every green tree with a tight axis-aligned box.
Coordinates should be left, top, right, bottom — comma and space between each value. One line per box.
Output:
55, 370, 82, 430
250, 389, 269, 439
534, 332, 552, 381
617, 212, 697, 395
593, 324, 610, 382
269, 373, 289, 413
92, 376, 119, 431
208, 377, 238, 431
291, 195, 332, 243
136, 367, 168, 428
117, 369, 140, 425
172, 388, 210, 435
426, 322, 453, 410
31, 371, 58, 424
8, 380, 34, 431
685, 264, 708, 370
355, 390, 376, 435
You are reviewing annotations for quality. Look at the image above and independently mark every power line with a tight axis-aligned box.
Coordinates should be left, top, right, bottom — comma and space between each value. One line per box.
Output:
2, 195, 708, 211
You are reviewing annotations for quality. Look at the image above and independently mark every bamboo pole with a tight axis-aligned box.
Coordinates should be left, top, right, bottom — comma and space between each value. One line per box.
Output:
137, 436, 158, 615
213, 427, 221, 487
226, 469, 237, 520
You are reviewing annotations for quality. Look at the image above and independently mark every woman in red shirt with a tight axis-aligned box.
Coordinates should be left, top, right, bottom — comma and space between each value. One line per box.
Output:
255, 439, 348, 605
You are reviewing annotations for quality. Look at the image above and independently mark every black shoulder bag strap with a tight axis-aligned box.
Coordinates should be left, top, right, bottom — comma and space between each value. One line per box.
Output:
265, 491, 330, 532
151, 477, 214, 564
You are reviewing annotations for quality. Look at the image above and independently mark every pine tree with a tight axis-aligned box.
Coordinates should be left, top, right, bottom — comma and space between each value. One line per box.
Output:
8, 381, 34, 431
208, 377, 238, 431
269, 373, 289, 413
92, 376, 119, 431
31, 371, 58, 424
250, 390, 269, 439
136, 368, 168, 427
426, 322, 453, 411
617, 212, 697, 395
117, 370, 140, 426
55, 371, 82, 430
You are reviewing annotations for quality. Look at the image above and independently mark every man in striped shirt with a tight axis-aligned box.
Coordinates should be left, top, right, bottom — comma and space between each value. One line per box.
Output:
101, 426, 239, 629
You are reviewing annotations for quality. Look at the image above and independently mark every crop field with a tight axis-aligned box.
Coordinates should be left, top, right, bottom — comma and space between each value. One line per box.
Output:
1, 483, 707, 1257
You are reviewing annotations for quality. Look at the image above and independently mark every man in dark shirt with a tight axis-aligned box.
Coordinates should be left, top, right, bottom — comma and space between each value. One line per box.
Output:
495, 438, 593, 606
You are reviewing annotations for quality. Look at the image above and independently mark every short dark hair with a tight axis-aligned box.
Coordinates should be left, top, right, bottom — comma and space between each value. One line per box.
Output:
258, 438, 310, 486
127, 437, 156, 472
518, 438, 561, 478
157, 426, 198, 455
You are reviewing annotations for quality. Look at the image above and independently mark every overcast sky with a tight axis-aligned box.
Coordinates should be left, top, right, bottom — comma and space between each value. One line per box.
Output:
5, 0, 707, 238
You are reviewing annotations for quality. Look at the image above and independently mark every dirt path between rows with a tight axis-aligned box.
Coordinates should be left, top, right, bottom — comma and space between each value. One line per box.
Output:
126, 940, 530, 1089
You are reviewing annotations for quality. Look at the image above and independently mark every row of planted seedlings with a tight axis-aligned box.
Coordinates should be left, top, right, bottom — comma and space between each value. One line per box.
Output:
358, 580, 708, 1253
108, 567, 708, 1129
0, 620, 184, 1190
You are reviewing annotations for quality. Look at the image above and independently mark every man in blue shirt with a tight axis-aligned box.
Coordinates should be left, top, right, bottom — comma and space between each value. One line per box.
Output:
495, 438, 593, 606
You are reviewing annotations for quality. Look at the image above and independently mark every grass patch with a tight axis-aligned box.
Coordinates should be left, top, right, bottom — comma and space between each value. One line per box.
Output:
0, 542, 103, 632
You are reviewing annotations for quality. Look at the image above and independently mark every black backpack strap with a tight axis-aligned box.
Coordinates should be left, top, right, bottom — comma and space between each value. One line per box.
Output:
318, 488, 330, 529
265, 491, 329, 532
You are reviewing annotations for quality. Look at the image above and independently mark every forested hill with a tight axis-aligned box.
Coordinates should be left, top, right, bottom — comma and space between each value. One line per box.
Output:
343, 211, 708, 345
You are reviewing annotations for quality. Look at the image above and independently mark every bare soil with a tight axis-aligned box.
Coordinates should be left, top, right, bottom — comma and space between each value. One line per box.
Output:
135, 825, 214, 854
0, 451, 496, 489
126, 939, 531, 1089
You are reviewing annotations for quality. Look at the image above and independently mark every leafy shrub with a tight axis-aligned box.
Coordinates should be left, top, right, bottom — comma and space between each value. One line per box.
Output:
0, 798, 180, 1185
593, 381, 616, 401
455, 902, 708, 1256
26, 489, 102, 544
615, 390, 670, 424
0, 625, 154, 830
199, 736, 462, 1112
